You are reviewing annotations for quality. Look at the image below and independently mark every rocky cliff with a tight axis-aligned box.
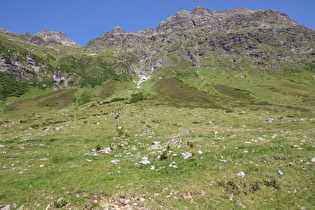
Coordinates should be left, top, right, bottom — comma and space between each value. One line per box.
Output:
85, 7, 315, 73
1, 7, 315, 92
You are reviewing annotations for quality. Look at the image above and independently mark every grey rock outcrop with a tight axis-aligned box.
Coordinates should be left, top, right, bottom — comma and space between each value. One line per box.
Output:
0, 52, 46, 81
85, 7, 314, 74
35, 30, 78, 46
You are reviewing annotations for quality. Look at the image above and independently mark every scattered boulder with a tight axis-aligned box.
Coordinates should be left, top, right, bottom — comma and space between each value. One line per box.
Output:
237, 171, 246, 178
182, 152, 193, 159
0, 205, 11, 210
148, 141, 162, 151
278, 170, 284, 175
100, 147, 112, 154
140, 157, 150, 165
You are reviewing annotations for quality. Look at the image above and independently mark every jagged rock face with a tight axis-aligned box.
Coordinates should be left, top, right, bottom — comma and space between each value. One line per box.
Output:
0, 51, 77, 89
85, 7, 314, 73
0, 52, 48, 81
0, 29, 80, 89
86, 26, 156, 51
156, 7, 298, 33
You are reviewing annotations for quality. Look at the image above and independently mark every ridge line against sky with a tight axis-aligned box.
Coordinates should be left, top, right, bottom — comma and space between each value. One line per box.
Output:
1, 0, 314, 46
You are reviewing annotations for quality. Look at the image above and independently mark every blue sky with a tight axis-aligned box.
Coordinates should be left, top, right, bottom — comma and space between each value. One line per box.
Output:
1, 0, 314, 46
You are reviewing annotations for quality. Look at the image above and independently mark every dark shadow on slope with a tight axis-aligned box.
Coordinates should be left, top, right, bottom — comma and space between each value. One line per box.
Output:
214, 85, 255, 101
153, 77, 224, 109
10, 89, 78, 113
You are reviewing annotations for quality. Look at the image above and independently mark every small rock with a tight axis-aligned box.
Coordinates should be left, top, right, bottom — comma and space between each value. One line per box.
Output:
139, 197, 146, 202
219, 160, 229, 163
0, 205, 10, 210
121, 199, 130, 205
39, 165, 45, 167
17, 205, 24, 210
110, 159, 120, 164
140, 157, 150, 165
182, 152, 193, 159
272, 134, 278, 139
0, 145, 5, 148
278, 170, 284, 175
266, 118, 275, 123
148, 142, 162, 151
100, 147, 112, 154
197, 150, 203, 154
237, 171, 246, 178
311, 157, 315, 162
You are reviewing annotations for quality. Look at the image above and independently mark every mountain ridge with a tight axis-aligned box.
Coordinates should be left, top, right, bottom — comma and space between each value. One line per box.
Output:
0, 6, 314, 94
85, 7, 314, 74
0, 28, 78, 46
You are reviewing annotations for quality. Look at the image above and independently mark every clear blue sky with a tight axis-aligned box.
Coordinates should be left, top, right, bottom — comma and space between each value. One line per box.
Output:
1, 0, 314, 46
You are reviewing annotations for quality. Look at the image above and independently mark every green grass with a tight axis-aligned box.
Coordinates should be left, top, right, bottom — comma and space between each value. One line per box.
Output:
0, 69, 315, 209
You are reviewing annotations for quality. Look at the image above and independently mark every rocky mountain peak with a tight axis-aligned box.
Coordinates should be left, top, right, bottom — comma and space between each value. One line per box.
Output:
85, 6, 314, 75
137, 27, 157, 36
35, 30, 78, 46
111, 26, 127, 34
156, 7, 298, 34
191, 6, 211, 15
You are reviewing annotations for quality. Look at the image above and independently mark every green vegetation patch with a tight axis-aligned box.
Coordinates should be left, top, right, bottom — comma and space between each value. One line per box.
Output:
0, 72, 29, 100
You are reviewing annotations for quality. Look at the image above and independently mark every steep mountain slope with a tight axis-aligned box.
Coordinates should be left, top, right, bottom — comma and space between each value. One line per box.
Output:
0, 29, 133, 94
0, 6, 314, 102
85, 7, 315, 74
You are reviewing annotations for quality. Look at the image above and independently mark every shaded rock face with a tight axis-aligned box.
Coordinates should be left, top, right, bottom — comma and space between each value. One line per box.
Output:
0, 52, 75, 89
0, 52, 44, 81
85, 7, 314, 73
0, 29, 79, 88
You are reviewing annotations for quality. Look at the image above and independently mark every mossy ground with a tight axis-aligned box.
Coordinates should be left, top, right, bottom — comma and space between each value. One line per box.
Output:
0, 69, 314, 209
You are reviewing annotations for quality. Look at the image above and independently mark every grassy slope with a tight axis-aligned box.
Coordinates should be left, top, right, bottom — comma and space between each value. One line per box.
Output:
0, 67, 314, 209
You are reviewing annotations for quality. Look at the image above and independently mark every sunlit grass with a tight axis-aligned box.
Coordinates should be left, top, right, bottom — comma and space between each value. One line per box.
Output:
0, 70, 314, 209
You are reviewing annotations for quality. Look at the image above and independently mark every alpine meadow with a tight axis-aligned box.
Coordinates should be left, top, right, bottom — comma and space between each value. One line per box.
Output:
0, 7, 315, 209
